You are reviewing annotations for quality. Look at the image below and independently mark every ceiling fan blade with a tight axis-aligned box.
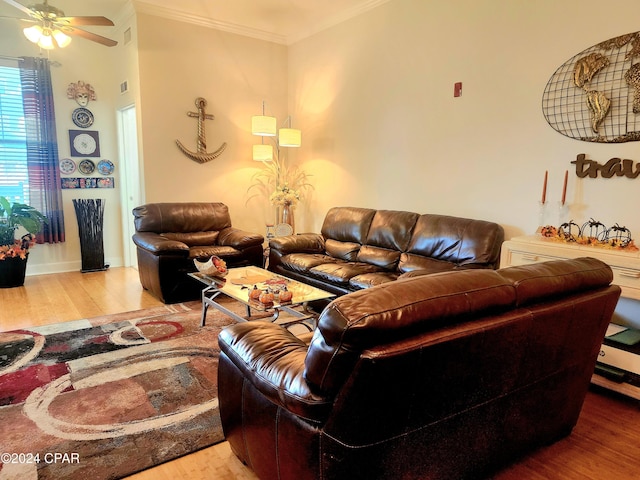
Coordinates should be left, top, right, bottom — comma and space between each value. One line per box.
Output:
60, 15, 114, 27
68, 26, 117, 47
2, 0, 36, 18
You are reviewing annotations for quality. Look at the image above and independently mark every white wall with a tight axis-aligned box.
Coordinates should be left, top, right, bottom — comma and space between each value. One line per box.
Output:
135, 13, 288, 236
0, 17, 124, 275
288, 0, 640, 240
4, 0, 640, 276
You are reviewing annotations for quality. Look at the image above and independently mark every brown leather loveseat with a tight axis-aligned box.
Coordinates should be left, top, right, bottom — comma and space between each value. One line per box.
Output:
218, 257, 620, 480
268, 206, 504, 295
132, 202, 264, 303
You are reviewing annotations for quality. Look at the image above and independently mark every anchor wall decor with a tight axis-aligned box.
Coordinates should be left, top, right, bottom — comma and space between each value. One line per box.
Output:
176, 97, 227, 164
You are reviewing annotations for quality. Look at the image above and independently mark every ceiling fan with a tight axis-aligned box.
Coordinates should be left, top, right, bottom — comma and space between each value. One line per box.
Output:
2, 0, 117, 48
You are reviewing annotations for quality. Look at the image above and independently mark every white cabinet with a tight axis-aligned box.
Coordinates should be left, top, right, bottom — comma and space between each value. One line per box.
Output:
500, 235, 640, 399
500, 235, 640, 300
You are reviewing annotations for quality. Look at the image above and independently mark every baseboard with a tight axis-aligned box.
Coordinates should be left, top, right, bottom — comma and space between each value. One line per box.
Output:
26, 256, 124, 276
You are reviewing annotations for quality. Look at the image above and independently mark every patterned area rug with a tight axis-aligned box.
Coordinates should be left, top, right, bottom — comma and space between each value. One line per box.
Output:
0, 300, 240, 480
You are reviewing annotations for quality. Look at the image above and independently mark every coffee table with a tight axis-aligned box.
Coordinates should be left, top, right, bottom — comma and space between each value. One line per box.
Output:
189, 266, 335, 329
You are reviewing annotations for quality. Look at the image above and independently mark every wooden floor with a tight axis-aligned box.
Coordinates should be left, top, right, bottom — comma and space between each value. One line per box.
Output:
2, 268, 639, 479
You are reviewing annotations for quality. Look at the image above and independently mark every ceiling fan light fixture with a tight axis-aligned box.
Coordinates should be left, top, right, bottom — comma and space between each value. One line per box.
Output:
23, 24, 43, 43
23, 23, 71, 49
52, 29, 71, 48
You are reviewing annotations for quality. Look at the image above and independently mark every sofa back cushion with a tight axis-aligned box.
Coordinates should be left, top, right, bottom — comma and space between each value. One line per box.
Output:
321, 207, 376, 260
304, 257, 613, 397
133, 202, 232, 234
304, 269, 516, 395
400, 214, 504, 271
356, 210, 419, 270
498, 256, 613, 306
160, 231, 220, 246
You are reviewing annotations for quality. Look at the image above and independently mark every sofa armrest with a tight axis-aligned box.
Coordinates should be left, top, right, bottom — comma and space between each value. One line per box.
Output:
132, 232, 189, 256
218, 227, 264, 249
269, 233, 325, 255
218, 322, 332, 421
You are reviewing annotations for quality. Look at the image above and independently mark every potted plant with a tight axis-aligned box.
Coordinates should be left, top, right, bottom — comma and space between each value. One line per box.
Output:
0, 196, 46, 288
247, 157, 313, 232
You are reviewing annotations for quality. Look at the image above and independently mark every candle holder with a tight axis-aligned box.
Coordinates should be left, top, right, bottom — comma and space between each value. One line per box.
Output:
537, 201, 547, 232
557, 202, 568, 227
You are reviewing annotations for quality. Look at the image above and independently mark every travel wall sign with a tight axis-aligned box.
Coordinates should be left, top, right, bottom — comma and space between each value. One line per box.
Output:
571, 153, 640, 179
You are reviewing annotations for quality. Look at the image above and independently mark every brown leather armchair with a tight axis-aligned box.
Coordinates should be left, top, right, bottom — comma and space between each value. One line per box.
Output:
218, 257, 620, 479
132, 202, 264, 303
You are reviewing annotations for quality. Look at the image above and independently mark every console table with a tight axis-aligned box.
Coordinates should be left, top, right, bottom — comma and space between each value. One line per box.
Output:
500, 235, 640, 399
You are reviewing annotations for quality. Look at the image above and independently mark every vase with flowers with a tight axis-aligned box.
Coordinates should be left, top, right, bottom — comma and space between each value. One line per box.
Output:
247, 157, 312, 233
0, 196, 46, 288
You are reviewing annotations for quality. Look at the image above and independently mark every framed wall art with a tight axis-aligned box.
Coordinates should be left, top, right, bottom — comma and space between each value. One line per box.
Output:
69, 129, 100, 157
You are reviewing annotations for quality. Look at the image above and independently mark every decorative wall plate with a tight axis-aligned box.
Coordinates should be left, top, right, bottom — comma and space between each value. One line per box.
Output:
97, 159, 114, 175
69, 130, 100, 157
274, 223, 293, 237
59, 158, 76, 174
78, 159, 96, 175
72, 107, 94, 128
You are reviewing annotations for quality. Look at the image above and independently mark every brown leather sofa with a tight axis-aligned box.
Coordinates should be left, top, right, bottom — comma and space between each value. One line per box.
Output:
218, 257, 620, 480
132, 202, 264, 303
268, 206, 505, 295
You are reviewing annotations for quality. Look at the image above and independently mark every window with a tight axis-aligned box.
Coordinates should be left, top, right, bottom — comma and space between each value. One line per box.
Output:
0, 63, 29, 204
0, 57, 65, 244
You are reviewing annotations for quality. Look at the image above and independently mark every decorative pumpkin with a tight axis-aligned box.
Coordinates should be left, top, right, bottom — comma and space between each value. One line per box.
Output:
259, 289, 275, 305
540, 225, 557, 237
249, 285, 261, 300
279, 286, 293, 302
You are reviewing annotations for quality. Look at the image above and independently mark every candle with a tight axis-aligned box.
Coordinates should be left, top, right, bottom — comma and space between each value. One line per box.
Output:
541, 170, 548, 204
561, 170, 568, 205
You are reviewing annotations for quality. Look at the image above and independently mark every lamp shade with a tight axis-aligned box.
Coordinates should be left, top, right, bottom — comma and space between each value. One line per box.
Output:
37, 32, 55, 50
252, 115, 277, 136
23, 25, 43, 43
253, 144, 273, 161
52, 29, 72, 48
279, 128, 301, 147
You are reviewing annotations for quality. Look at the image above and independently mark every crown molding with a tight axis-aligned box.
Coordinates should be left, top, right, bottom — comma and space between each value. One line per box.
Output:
131, 0, 287, 44
128, 0, 392, 46
287, 0, 393, 44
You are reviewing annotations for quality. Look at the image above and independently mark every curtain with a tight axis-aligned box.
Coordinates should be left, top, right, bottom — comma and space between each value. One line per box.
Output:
19, 57, 65, 243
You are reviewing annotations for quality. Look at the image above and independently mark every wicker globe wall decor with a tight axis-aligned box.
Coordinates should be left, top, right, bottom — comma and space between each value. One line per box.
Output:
542, 31, 640, 143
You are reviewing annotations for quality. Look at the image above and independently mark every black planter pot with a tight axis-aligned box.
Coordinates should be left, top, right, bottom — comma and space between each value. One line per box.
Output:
0, 255, 28, 288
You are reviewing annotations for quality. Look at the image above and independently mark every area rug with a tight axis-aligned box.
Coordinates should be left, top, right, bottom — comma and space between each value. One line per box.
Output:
0, 299, 244, 480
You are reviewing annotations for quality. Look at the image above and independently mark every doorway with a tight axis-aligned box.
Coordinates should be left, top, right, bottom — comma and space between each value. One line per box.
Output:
117, 104, 142, 268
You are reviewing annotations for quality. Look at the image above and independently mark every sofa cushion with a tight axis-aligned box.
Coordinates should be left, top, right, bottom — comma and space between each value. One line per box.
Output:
133, 202, 232, 233
497, 257, 614, 307
349, 271, 399, 289
304, 269, 516, 395
161, 231, 219, 246
398, 253, 457, 274
280, 253, 341, 274
364, 210, 419, 251
357, 245, 401, 270
309, 262, 383, 287
189, 245, 240, 259
325, 239, 361, 261
406, 214, 503, 267
321, 207, 376, 244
